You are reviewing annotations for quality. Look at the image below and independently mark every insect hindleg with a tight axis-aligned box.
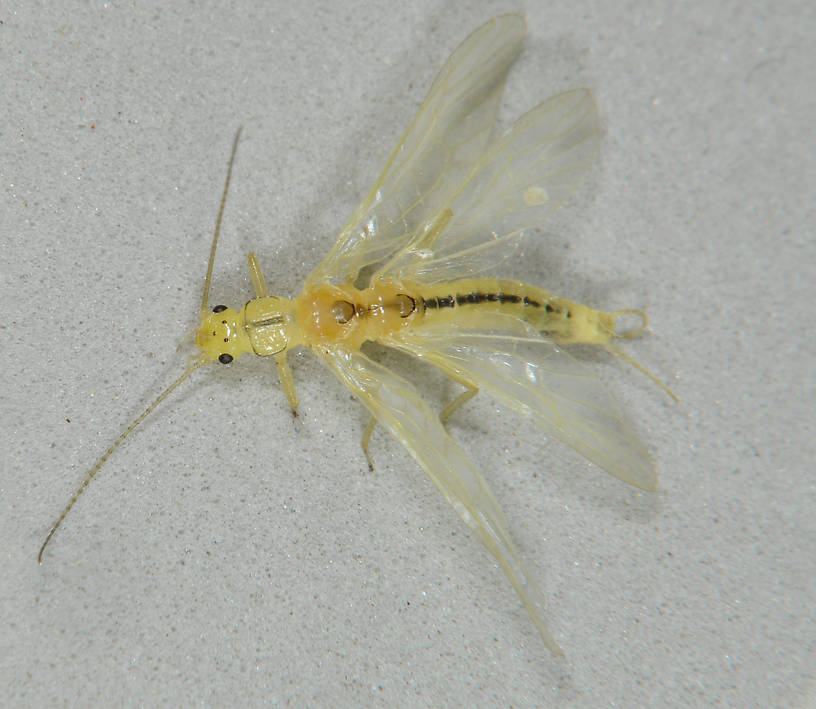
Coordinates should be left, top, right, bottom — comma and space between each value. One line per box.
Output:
439, 380, 479, 425
361, 417, 377, 472
417, 357, 480, 425
359, 368, 479, 473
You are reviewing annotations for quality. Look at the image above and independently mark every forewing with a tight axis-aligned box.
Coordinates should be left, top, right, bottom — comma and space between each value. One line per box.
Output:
306, 14, 526, 287
320, 344, 563, 654
380, 88, 601, 283
386, 315, 656, 490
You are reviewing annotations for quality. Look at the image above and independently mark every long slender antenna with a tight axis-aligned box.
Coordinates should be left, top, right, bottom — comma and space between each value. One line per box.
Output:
201, 126, 244, 317
40, 131, 244, 562
38, 355, 208, 563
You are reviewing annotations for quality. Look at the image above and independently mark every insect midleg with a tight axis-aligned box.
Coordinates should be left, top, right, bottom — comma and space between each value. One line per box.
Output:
247, 251, 270, 298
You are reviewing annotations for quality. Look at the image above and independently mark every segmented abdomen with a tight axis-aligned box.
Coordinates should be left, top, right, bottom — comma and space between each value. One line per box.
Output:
415, 278, 614, 345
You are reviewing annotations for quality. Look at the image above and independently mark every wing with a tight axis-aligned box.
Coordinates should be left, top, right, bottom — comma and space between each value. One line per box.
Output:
384, 314, 656, 491
377, 88, 601, 283
306, 14, 527, 288
320, 344, 564, 654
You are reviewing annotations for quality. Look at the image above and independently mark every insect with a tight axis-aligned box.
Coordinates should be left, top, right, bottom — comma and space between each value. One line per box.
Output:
39, 14, 676, 655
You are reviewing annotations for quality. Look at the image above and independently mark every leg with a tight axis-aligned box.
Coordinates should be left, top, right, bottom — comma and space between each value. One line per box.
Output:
439, 383, 479, 425
436, 365, 480, 425
274, 353, 299, 414
361, 417, 377, 472
250, 255, 298, 411
248, 251, 269, 298
359, 367, 477, 474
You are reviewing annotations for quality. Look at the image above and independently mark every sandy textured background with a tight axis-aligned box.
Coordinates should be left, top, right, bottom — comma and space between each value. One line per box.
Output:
2, 1, 813, 706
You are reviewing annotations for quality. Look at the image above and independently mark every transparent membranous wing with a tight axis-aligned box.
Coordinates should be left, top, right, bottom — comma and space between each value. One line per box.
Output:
385, 314, 655, 490
306, 14, 526, 287
379, 88, 601, 284
321, 345, 564, 654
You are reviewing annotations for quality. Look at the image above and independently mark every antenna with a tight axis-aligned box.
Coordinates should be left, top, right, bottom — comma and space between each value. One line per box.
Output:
201, 126, 243, 317
39, 128, 244, 561
38, 355, 207, 562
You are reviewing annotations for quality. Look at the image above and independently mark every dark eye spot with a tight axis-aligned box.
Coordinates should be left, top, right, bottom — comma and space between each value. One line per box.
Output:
218, 353, 233, 364
213, 305, 227, 313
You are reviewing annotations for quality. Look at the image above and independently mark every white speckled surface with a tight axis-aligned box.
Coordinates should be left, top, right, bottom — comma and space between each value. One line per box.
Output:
2, 1, 813, 706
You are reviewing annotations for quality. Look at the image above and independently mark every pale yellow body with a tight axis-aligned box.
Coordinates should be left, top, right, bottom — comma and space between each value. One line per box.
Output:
197, 270, 664, 422
40, 15, 676, 656
199, 277, 621, 362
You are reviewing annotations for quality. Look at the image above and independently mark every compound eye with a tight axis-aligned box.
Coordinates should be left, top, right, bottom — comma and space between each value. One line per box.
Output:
218, 353, 234, 364
213, 304, 228, 313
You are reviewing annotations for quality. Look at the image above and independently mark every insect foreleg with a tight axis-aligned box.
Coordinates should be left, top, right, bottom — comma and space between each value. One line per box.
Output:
275, 354, 299, 413
248, 252, 270, 298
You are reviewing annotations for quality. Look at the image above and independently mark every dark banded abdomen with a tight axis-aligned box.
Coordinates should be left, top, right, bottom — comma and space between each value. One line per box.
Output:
415, 278, 615, 345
